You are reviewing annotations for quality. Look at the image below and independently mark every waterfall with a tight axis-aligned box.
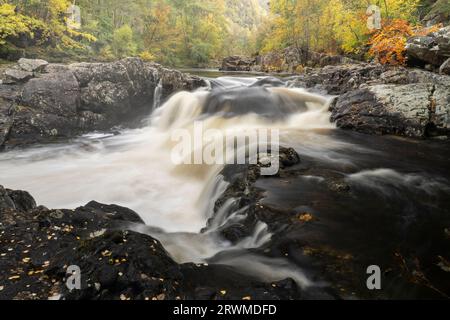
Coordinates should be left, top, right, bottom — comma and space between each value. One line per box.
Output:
152, 79, 163, 111
0, 76, 336, 289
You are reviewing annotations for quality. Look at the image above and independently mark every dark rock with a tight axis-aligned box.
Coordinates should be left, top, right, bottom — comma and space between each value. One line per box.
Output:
0, 97, 14, 148
0, 58, 206, 149
287, 63, 388, 95
406, 26, 450, 68
5, 190, 36, 211
330, 85, 432, 137
207, 147, 302, 243
21, 67, 80, 115
255, 46, 359, 73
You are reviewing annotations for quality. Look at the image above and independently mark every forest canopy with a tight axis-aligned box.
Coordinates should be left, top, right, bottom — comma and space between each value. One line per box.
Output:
0, 0, 448, 66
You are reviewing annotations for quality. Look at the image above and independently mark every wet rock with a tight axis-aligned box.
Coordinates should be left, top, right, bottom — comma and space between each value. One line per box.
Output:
208, 147, 302, 242
5, 190, 36, 212
331, 84, 432, 137
0, 58, 206, 149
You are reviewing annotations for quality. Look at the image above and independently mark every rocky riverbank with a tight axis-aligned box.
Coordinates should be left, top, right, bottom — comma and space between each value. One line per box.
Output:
207, 137, 450, 300
287, 63, 450, 138
218, 26, 450, 138
0, 148, 303, 300
0, 58, 206, 149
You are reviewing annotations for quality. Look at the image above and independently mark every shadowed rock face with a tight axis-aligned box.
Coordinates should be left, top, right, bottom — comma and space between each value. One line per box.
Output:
0, 58, 206, 149
0, 184, 301, 300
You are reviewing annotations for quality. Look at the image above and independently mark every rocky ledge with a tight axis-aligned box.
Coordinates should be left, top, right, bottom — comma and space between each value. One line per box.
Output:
288, 63, 450, 138
0, 58, 206, 149
0, 182, 300, 300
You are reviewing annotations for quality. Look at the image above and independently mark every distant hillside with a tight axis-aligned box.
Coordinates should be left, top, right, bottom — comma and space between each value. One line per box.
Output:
225, 0, 268, 29
223, 0, 268, 56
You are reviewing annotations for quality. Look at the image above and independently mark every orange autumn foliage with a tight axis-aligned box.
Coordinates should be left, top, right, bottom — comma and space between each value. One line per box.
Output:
369, 20, 443, 66
368, 19, 414, 66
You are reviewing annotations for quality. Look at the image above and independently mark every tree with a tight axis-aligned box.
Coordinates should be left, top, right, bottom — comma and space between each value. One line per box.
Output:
111, 24, 136, 58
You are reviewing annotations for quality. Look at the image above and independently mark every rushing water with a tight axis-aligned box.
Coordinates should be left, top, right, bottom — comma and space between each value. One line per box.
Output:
1, 74, 449, 296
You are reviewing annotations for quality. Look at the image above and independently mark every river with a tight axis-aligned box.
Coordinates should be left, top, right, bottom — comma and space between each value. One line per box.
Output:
0, 72, 449, 299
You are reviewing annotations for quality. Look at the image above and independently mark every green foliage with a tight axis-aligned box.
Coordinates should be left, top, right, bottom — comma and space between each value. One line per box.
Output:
111, 25, 136, 58
0, 0, 436, 65
0, 3, 49, 46
257, 0, 422, 55
0, 0, 96, 61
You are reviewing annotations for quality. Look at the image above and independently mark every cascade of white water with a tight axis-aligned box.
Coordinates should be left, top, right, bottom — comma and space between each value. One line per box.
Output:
0, 76, 337, 289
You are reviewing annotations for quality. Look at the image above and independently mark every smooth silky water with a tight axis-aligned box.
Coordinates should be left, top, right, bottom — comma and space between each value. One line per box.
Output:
1, 73, 449, 295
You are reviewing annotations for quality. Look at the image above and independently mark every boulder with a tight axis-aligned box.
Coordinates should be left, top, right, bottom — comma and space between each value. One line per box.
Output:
0, 185, 301, 300
406, 26, 450, 68
331, 84, 433, 137
287, 63, 450, 137
256, 46, 359, 73
220, 55, 256, 72
0, 186, 15, 210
